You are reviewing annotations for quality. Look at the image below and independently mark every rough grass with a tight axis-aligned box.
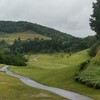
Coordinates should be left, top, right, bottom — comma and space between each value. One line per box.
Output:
9, 50, 100, 100
0, 64, 66, 100
0, 31, 50, 44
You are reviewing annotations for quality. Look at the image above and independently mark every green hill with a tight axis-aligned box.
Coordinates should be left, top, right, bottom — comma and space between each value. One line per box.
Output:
75, 43, 100, 89
0, 21, 100, 100
0, 21, 73, 40
0, 21, 97, 52
9, 50, 100, 100
0, 31, 50, 44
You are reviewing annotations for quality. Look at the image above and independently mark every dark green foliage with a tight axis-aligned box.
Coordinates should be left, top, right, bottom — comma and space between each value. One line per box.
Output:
79, 60, 90, 71
81, 36, 97, 48
10, 37, 97, 54
0, 21, 97, 67
0, 40, 9, 48
90, 0, 100, 40
75, 75, 100, 89
88, 42, 100, 57
74, 60, 90, 80
0, 21, 97, 52
0, 49, 27, 66
75, 49, 100, 89
10, 39, 62, 53
0, 40, 27, 66
0, 21, 73, 40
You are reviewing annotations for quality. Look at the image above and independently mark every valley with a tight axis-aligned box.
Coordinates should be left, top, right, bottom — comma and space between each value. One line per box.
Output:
0, 0, 100, 99
0, 21, 99, 100
8, 50, 100, 100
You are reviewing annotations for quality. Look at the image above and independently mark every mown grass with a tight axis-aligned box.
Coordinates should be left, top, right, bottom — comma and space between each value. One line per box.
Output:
9, 50, 100, 100
0, 31, 50, 44
0, 72, 65, 100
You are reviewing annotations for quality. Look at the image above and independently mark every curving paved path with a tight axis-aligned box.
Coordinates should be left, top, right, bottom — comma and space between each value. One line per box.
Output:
0, 65, 94, 100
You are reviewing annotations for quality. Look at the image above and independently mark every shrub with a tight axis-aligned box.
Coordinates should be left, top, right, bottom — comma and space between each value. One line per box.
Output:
88, 42, 100, 57
0, 50, 27, 66
79, 60, 90, 71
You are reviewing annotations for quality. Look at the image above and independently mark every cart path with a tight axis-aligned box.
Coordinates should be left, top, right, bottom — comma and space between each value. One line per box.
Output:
0, 65, 94, 100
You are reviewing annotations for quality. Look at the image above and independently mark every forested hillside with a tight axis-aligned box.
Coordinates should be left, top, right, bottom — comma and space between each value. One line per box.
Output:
0, 21, 97, 53
0, 21, 73, 40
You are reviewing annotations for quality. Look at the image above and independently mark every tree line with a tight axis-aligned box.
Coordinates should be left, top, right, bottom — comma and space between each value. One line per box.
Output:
0, 40, 27, 66
10, 36, 97, 54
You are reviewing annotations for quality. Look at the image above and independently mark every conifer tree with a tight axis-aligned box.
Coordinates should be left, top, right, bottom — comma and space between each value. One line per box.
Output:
90, 0, 100, 40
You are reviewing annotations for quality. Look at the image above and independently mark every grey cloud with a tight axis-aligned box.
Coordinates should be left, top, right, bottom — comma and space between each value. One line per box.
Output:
0, 0, 96, 37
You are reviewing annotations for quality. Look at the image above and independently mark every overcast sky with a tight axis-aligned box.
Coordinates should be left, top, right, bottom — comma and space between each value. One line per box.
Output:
0, 0, 96, 37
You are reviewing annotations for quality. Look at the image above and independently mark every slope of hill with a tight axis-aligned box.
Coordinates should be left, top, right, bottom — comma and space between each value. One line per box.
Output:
0, 21, 97, 52
9, 50, 100, 100
0, 31, 50, 44
75, 43, 100, 89
0, 21, 73, 40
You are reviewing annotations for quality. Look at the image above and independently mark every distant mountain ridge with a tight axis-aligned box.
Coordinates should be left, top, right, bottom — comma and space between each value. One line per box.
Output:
0, 21, 73, 40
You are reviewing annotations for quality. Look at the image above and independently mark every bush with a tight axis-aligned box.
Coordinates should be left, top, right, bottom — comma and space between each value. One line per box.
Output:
74, 70, 100, 89
0, 50, 27, 66
79, 60, 90, 71
88, 42, 100, 57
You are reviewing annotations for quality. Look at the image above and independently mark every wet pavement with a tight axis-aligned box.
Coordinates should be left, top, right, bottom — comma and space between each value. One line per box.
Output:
0, 65, 94, 100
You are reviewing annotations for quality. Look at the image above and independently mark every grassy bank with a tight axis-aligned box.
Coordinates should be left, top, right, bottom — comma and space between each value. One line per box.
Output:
9, 50, 100, 100
75, 46, 100, 89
